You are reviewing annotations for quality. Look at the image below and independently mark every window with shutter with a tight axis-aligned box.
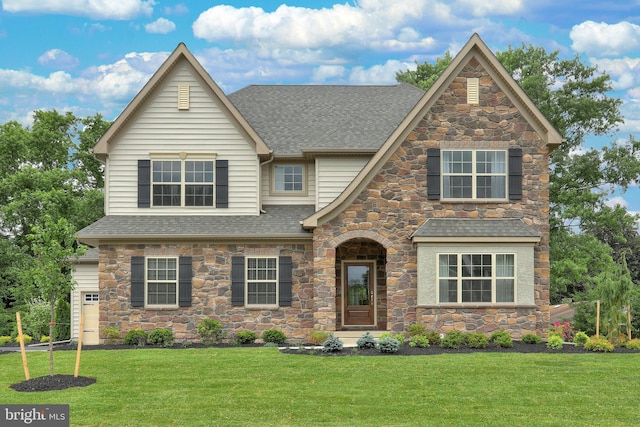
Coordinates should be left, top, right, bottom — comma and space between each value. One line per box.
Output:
129, 256, 192, 308
231, 256, 293, 307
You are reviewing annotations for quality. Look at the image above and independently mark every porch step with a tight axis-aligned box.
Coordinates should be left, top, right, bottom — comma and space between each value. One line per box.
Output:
332, 330, 386, 347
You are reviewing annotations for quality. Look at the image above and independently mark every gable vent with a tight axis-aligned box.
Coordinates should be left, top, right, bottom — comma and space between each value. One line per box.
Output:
467, 78, 479, 104
178, 85, 190, 110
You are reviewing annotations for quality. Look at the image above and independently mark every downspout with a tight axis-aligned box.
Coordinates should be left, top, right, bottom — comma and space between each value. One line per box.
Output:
259, 151, 274, 214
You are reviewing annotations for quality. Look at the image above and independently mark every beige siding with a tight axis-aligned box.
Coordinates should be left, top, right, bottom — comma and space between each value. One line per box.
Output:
316, 157, 369, 209
71, 263, 99, 340
261, 161, 316, 205
106, 62, 260, 215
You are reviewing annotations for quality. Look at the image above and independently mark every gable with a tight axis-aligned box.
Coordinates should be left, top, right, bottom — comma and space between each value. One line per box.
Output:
302, 33, 562, 229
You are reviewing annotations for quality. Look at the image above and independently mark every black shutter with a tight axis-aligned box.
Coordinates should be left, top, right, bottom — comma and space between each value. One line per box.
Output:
216, 159, 228, 208
178, 256, 193, 307
231, 256, 244, 306
508, 148, 523, 200
131, 256, 145, 307
427, 148, 441, 200
278, 256, 292, 307
138, 160, 151, 208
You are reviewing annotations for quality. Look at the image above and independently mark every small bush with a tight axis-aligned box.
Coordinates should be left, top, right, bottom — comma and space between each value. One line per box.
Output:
467, 332, 488, 349
197, 318, 226, 345
15, 334, 32, 344
357, 332, 376, 349
148, 328, 174, 347
409, 335, 430, 348
425, 331, 441, 346
521, 333, 542, 344
624, 339, 640, 350
407, 323, 427, 337
440, 330, 465, 349
103, 326, 121, 343
235, 330, 258, 345
262, 329, 287, 345
585, 336, 614, 353
40, 335, 50, 343
322, 334, 344, 352
489, 330, 513, 348
376, 336, 401, 353
307, 330, 329, 345
124, 329, 148, 346
0, 335, 12, 346
546, 335, 563, 350
573, 331, 589, 347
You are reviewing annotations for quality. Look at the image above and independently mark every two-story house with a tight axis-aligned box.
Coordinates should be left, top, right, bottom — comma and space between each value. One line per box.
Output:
73, 34, 561, 344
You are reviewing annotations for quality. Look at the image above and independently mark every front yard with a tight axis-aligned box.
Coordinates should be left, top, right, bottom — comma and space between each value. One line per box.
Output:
1, 347, 639, 426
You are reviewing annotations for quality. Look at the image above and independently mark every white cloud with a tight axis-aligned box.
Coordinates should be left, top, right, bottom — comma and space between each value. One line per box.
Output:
453, 0, 523, 17
349, 60, 416, 85
570, 21, 640, 56
2, 0, 154, 20
145, 18, 176, 34
163, 3, 188, 15
604, 196, 628, 209
311, 65, 345, 83
38, 49, 80, 71
590, 57, 640, 90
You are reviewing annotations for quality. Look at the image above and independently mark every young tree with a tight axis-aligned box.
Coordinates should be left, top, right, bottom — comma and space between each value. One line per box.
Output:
595, 255, 636, 344
19, 216, 84, 376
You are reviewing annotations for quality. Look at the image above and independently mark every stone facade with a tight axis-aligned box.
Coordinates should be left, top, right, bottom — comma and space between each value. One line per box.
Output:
98, 242, 314, 341
311, 57, 551, 338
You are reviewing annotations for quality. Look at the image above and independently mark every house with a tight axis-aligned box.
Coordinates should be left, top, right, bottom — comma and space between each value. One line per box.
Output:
74, 33, 561, 344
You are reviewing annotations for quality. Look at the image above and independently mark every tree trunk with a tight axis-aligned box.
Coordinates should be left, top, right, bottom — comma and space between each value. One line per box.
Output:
49, 300, 55, 376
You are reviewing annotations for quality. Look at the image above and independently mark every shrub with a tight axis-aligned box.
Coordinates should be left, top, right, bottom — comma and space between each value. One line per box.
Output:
440, 330, 465, 349
235, 330, 258, 345
409, 335, 430, 348
467, 332, 488, 349
425, 331, 441, 346
124, 329, 148, 346
102, 326, 121, 343
197, 318, 226, 345
357, 332, 376, 349
15, 334, 33, 344
148, 328, 174, 347
321, 334, 344, 352
489, 330, 513, 348
40, 335, 50, 343
376, 336, 401, 353
585, 336, 614, 353
407, 323, 427, 337
623, 339, 640, 350
0, 335, 12, 346
573, 331, 589, 347
54, 298, 71, 341
307, 330, 329, 345
262, 329, 287, 345
546, 335, 563, 350
548, 321, 575, 342
521, 333, 542, 344
24, 297, 50, 340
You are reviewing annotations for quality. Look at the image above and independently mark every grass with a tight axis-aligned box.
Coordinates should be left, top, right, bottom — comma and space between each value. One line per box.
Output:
2, 348, 640, 426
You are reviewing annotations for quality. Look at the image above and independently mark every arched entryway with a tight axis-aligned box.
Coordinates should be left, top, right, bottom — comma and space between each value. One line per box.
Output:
335, 239, 387, 330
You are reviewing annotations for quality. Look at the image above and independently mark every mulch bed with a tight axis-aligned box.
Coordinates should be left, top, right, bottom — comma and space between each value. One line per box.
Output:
9, 375, 96, 392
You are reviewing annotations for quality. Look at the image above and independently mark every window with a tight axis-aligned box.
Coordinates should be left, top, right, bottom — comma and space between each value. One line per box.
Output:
438, 253, 515, 303
442, 150, 506, 199
246, 257, 278, 305
84, 293, 99, 302
152, 159, 214, 206
273, 165, 304, 193
146, 257, 178, 306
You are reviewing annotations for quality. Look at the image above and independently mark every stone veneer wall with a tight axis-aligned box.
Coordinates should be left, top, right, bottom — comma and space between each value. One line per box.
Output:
312, 56, 551, 338
98, 242, 314, 343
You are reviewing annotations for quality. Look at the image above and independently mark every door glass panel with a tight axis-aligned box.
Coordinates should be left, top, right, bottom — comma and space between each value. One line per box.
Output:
347, 265, 370, 306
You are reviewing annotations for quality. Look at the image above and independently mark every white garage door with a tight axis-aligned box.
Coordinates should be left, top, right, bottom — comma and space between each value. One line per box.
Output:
82, 293, 99, 345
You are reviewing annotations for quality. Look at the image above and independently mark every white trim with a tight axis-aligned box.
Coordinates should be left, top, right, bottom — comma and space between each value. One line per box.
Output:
145, 256, 179, 308
245, 256, 279, 308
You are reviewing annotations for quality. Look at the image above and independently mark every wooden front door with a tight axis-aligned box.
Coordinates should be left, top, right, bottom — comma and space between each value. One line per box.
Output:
82, 292, 100, 345
343, 261, 375, 326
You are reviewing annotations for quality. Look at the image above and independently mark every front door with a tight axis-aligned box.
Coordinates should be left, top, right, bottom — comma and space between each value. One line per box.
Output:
343, 261, 375, 326
82, 292, 99, 345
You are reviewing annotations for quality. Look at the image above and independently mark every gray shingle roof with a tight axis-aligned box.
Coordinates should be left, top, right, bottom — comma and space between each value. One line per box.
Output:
412, 219, 541, 240
77, 205, 315, 244
228, 84, 425, 156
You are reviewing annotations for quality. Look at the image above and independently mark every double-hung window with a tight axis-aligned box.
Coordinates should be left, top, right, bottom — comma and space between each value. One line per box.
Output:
152, 159, 214, 206
442, 150, 506, 199
246, 257, 278, 305
438, 253, 515, 303
272, 164, 304, 193
146, 257, 178, 306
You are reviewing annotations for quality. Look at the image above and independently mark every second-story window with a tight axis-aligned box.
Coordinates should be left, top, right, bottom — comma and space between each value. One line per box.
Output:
273, 164, 304, 193
152, 159, 214, 207
442, 150, 506, 199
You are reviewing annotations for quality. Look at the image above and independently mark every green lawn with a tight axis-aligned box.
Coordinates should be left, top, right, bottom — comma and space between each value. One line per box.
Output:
1, 348, 639, 426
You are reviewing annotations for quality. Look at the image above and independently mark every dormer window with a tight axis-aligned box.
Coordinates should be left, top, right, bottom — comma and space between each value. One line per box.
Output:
272, 164, 305, 194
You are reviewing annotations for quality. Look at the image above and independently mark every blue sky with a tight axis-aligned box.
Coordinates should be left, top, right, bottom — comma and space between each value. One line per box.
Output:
0, 0, 639, 214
